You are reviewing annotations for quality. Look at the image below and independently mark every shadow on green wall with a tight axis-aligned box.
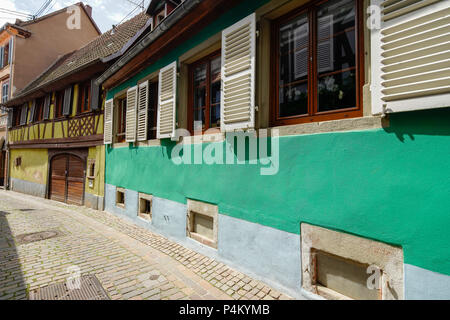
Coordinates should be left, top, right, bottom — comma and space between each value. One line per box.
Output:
383, 107, 450, 143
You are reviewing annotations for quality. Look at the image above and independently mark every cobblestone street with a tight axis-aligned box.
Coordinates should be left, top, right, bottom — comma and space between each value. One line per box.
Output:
0, 190, 292, 301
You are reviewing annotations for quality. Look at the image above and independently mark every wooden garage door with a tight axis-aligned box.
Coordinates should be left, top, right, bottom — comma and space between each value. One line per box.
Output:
50, 154, 85, 205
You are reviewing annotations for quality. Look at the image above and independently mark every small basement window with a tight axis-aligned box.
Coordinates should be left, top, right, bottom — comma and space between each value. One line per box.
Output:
301, 224, 404, 300
313, 250, 380, 300
116, 188, 125, 208
187, 200, 218, 249
138, 193, 153, 221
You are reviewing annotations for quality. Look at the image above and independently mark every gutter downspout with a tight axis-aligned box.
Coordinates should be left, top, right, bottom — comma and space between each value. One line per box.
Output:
95, 0, 202, 87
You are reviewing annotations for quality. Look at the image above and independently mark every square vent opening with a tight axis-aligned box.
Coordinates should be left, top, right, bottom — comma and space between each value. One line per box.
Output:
187, 200, 218, 249
116, 188, 125, 207
138, 193, 152, 221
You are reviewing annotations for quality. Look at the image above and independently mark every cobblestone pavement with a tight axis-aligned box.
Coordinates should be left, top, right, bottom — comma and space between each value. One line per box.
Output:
0, 190, 292, 300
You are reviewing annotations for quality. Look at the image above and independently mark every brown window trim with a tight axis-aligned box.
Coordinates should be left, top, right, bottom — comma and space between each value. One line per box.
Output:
54, 90, 65, 119
187, 50, 222, 135
116, 96, 127, 143
148, 81, 158, 140
78, 81, 91, 114
270, 0, 365, 127
35, 98, 44, 122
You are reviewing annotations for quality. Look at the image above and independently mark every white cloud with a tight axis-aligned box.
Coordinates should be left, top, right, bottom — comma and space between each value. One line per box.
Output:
0, 0, 31, 27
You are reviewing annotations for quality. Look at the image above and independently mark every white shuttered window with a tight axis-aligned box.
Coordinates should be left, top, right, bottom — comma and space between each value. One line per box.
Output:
126, 86, 138, 143
104, 99, 114, 145
371, 0, 450, 114
137, 81, 149, 141
157, 61, 177, 139
221, 13, 256, 132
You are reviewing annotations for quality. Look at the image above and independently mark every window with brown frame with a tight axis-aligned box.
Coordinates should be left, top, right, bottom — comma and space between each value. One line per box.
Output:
35, 98, 44, 122
148, 82, 158, 140
188, 51, 222, 133
55, 90, 64, 119
13, 108, 20, 127
116, 97, 127, 143
271, 0, 363, 126
78, 81, 91, 113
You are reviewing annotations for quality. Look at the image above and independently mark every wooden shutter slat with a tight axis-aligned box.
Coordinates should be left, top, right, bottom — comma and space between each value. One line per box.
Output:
90, 79, 100, 111
7, 110, 12, 128
104, 99, 113, 145
137, 81, 149, 141
126, 86, 138, 143
62, 87, 72, 116
157, 61, 177, 139
43, 95, 51, 120
0, 47, 3, 68
29, 100, 36, 123
371, 0, 450, 114
20, 104, 27, 125
8, 38, 13, 65
221, 13, 256, 131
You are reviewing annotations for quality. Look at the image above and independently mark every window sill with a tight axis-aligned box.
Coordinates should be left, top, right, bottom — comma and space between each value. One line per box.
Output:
270, 116, 389, 138
189, 232, 218, 250
138, 214, 152, 223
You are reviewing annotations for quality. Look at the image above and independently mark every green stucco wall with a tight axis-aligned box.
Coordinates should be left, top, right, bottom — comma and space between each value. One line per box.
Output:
105, 108, 450, 276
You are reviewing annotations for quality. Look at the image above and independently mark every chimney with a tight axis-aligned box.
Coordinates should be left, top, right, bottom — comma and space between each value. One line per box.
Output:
85, 4, 93, 17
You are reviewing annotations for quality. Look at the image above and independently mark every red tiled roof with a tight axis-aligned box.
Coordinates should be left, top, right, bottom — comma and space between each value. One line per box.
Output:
11, 12, 150, 102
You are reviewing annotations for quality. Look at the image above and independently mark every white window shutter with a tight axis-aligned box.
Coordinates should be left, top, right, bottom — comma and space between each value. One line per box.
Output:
8, 37, 13, 65
7, 110, 13, 128
317, 15, 334, 74
104, 99, 114, 145
221, 13, 256, 132
294, 23, 309, 79
126, 86, 138, 142
43, 95, 51, 120
137, 81, 149, 141
0, 47, 3, 68
20, 104, 27, 125
62, 87, 72, 116
157, 61, 177, 139
371, 0, 450, 115
29, 100, 36, 123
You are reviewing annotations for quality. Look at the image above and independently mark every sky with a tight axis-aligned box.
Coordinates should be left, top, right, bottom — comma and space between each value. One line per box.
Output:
0, 0, 150, 33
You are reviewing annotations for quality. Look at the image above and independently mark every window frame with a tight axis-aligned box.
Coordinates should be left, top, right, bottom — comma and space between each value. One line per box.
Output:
187, 50, 222, 134
1, 80, 9, 103
54, 90, 65, 119
270, 0, 365, 127
34, 97, 45, 122
13, 107, 20, 127
116, 96, 127, 143
78, 81, 91, 114
148, 81, 158, 140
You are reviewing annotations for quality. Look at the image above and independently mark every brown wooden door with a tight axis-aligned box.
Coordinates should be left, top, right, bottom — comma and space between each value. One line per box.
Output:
50, 154, 85, 205
67, 155, 85, 205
